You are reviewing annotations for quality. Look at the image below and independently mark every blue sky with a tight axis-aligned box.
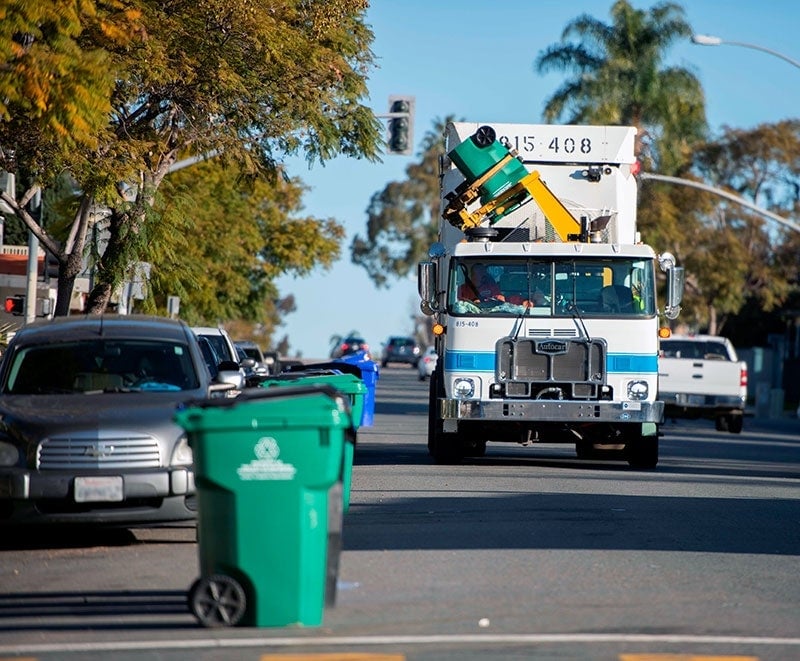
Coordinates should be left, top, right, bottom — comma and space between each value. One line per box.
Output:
276, 0, 800, 359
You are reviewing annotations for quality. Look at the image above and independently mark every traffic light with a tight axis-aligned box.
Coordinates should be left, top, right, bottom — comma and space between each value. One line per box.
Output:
387, 95, 415, 155
4, 295, 24, 316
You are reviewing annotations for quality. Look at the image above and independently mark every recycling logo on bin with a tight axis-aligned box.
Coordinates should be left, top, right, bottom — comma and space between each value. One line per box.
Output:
236, 436, 297, 481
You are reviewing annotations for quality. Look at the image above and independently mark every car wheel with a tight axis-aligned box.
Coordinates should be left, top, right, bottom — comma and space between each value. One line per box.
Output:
727, 413, 743, 434
188, 574, 247, 628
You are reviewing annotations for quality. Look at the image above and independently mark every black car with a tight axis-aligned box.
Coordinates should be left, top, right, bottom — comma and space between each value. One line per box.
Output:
0, 315, 241, 527
381, 336, 421, 367
330, 335, 369, 359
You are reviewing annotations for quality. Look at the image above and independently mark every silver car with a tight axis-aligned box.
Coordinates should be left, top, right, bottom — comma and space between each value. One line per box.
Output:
0, 315, 237, 527
417, 346, 438, 380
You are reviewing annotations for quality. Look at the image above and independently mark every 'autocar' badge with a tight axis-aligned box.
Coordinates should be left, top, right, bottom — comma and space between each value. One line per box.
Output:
536, 340, 568, 354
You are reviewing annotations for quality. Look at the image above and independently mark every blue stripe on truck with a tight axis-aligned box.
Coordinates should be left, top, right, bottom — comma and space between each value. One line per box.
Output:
444, 351, 657, 374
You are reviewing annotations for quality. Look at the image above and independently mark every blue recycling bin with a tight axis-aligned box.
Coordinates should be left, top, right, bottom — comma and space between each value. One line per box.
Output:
334, 350, 378, 427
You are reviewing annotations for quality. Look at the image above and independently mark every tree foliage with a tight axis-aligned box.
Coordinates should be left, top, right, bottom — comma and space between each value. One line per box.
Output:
534, 0, 706, 173
146, 159, 345, 348
0, 0, 381, 317
686, 121, 800, 334
351, 117, 452, 287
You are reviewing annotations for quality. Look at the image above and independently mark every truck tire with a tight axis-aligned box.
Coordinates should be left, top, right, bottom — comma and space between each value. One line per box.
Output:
727, 413, 744, 434
427, 365, 464, 464
625, 424, 659, 469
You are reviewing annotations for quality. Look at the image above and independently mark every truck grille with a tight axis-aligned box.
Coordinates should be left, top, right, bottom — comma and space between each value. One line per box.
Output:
496, 337, 607, 400
38, 434, 162, 470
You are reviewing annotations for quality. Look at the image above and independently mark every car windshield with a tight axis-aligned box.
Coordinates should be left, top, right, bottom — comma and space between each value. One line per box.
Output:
2, 339, 201, 394
197, 334, 233, 363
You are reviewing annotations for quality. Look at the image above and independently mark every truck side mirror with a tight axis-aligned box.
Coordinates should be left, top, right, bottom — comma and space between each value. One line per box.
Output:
664, 266, 685, 320
418, 261, 439, 315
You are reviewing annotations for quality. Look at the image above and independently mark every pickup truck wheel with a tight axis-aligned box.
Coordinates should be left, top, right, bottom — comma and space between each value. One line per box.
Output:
715, 415, 729, 432
626, 432, 658, 469
727, 413, 744, 434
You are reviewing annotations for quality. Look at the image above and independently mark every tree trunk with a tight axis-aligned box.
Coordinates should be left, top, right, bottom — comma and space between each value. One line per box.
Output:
54, 273, 77, 317
707, 305, 718, 335
85, 282, 114, 314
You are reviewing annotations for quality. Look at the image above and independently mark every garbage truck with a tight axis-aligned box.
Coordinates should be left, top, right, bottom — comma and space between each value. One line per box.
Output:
418, 122, 685, 468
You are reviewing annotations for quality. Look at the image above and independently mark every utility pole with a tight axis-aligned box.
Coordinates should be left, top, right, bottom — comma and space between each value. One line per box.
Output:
24, 188, 41, 324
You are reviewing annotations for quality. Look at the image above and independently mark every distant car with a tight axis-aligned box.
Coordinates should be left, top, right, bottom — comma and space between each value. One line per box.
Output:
0, 315, 240, 527
192, 326, 246, 385
417, 346, 438, 380
234, 340, 270, 376
382, 336, 420, 368
330, 336, 369, 359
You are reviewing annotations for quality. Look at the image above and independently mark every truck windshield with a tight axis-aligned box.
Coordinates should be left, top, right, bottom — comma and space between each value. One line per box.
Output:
448, 257, 655, 318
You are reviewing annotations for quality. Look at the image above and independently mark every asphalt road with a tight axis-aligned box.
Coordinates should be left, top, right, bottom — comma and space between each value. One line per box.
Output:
1, 366, 799, 660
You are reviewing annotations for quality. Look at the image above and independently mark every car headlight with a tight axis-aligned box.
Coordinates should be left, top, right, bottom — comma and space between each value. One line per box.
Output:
627, 380, 649, 401
453, 378, 475, 399
0, 440, 20, 467
170, 435, 193, 466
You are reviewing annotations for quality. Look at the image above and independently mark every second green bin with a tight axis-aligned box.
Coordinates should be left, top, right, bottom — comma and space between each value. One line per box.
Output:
256, 371, 365, 512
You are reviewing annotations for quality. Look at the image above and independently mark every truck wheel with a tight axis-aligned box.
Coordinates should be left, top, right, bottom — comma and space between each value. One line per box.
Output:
462, 437, 487, 457
715, 415, 729, 432
427, 365, 463, 464
727, 413, 744, 434
625, 427, 658, 469
188, 574, 247, 628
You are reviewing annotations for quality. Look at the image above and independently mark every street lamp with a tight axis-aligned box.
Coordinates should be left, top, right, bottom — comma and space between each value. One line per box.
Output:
691, 34, 800, 70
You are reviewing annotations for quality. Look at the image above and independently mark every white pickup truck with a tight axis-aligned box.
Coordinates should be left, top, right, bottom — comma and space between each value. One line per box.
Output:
658, 334, 747, 433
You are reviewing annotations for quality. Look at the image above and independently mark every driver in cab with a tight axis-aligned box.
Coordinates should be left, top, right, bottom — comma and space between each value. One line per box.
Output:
459, 263, 505, 303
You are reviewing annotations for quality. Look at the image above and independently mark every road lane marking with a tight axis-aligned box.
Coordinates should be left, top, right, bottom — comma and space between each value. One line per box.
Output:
0, 633, 797, 655
620, 655, 759, 660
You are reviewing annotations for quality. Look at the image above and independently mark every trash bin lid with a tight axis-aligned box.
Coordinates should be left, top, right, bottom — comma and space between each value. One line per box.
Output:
175, 385, 353, 432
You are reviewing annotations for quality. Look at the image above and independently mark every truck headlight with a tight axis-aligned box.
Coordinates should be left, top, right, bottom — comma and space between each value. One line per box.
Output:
453, 378, 475, 399
0, 440, 20, 467
627, 380, 649, 401
170, 435, 193, 467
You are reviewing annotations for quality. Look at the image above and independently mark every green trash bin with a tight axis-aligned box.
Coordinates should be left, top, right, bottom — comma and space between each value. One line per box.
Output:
255, 371, 365, 513
448, 126, 529, 202
176, 384, 353, 628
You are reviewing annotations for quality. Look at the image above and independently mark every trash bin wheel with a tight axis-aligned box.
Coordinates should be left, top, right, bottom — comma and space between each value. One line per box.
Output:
188, 574, 247, 628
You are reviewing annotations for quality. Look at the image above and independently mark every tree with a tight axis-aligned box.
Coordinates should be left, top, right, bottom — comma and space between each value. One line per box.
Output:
351, 117, 452, 287
0, 0, 381, 316
534, 0, 706, 174
686, 121, 800, 334
145, 159, 345, 350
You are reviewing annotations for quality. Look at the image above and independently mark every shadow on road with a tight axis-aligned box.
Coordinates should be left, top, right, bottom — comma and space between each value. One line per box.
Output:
0, 589, 194, 631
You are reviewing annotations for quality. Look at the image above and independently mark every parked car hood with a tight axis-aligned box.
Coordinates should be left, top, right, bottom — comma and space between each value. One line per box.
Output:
0, 392, 201, 442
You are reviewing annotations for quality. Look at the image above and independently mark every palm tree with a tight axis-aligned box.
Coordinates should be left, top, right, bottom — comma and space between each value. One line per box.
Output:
534, 0, 707, 173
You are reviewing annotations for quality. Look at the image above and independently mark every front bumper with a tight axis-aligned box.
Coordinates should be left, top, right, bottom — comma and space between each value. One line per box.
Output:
439, 398, 664, 424
0, 467, 196, 525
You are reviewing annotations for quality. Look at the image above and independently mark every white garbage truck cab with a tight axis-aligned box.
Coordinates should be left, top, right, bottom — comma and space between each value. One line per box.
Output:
418, 122, 684, 468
